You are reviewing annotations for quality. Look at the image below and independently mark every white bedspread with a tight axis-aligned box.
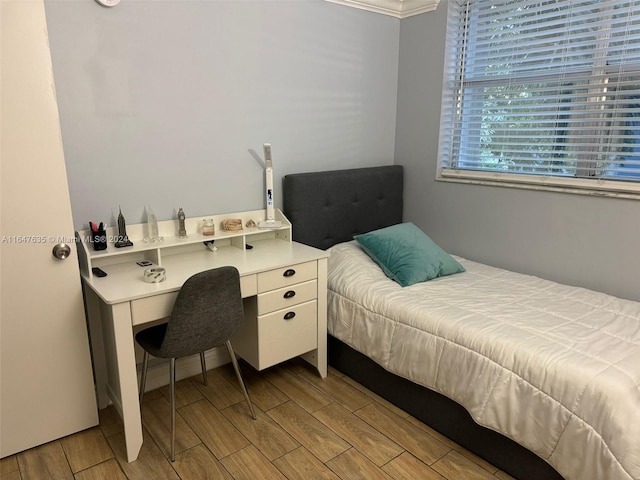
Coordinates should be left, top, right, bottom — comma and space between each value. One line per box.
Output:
327, 241, 640, 480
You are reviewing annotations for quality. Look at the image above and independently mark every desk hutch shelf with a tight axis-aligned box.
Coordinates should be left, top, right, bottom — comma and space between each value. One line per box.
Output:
77, 208, 291, 280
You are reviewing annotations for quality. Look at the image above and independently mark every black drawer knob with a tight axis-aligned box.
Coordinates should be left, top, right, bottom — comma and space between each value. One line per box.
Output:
283, 269, 296, 277
283, 290, 296, 299
284, 311, 296, 320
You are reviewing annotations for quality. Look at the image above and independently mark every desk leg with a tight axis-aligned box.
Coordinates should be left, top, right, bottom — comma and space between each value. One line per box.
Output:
84, 286, 109, 409
302, 257, 328, 378
104, 302, 143, 462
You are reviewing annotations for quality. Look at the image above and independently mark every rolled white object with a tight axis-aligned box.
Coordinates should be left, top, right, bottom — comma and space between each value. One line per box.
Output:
143, 267, 166, 283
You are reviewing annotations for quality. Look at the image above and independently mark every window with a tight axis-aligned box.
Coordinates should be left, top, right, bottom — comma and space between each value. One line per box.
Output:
437, 0, 640, 197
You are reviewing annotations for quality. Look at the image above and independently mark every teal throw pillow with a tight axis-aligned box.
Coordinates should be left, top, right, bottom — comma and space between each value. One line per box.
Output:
354, 222, 465, 287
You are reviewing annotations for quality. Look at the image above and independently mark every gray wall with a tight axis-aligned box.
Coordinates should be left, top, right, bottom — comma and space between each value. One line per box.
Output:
45, 0, 399, 227
396, 1, 640, 302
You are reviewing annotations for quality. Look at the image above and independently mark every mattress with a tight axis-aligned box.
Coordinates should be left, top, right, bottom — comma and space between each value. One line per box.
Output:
327, 241, 640, 480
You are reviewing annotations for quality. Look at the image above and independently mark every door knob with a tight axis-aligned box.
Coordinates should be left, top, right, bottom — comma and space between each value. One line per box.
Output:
52, 243, 71, 260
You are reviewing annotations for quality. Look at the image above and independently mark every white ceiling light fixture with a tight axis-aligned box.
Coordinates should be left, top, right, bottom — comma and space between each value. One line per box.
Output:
95, 0, 120, 7
324, 0, 439, 18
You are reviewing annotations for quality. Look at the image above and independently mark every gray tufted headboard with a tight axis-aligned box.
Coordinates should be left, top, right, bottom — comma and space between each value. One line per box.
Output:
282, 165, 403, 250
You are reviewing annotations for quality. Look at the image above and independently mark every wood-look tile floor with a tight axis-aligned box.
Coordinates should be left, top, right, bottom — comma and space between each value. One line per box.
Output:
0, 358, 515, 480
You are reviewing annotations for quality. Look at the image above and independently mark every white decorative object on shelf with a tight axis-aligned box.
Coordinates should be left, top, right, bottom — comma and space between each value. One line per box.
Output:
144, 205, 163, 243
324, 0, 439, 18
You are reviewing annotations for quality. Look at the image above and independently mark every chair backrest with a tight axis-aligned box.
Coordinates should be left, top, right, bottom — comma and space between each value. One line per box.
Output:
158, 266, 244, 358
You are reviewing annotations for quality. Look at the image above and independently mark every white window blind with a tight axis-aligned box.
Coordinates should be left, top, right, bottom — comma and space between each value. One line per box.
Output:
438, 0, 640, 196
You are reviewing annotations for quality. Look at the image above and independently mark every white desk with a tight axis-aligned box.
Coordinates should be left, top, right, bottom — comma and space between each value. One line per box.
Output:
80, 210, 328, 462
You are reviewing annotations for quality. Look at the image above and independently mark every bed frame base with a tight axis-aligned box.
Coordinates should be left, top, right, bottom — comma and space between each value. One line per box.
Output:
328, 335, 564, 480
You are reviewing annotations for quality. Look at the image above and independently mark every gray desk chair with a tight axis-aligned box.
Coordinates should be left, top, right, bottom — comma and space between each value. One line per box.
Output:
135, 266, 256, 461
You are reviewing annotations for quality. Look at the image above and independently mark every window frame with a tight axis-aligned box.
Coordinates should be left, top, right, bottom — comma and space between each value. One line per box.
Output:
437, 0, 640, 200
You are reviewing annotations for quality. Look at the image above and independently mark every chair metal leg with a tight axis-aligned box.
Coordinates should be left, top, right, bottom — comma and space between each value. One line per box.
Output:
169, 358, 176, 462
226, 340, 256, 420
139, 351, 150, 404
200, 352, 207, 386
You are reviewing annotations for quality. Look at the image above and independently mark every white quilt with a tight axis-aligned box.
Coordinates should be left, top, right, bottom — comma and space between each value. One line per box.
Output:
327, 241, 640, 480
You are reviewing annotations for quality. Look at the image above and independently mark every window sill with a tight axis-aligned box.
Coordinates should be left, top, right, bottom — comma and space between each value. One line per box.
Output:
437, 168, 640, 201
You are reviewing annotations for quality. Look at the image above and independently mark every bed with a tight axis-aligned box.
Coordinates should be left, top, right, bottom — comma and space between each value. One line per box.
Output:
282, 165, 640, 480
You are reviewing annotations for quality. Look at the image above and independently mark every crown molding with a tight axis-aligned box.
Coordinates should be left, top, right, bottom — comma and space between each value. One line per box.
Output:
324, 0, 439, 18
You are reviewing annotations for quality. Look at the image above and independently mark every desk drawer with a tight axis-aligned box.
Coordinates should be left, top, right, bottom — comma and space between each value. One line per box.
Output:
131, 292, 177, 326
257, 280, 317, 315
130, 273, 257, 326
256, 300, 317, 368
257, 261, 316, 293
240, 274, 257, 298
